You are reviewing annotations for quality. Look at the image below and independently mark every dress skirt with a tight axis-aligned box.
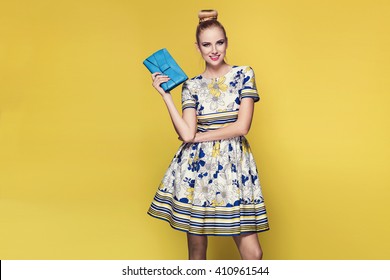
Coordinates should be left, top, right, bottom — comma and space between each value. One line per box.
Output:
147, 136, 269, 236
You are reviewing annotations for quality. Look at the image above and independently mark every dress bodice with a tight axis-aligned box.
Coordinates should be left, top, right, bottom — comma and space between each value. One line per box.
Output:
181, 65, 260, 132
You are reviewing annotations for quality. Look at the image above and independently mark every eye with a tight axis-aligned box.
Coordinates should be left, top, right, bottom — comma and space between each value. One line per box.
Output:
202, 43, 210, 47
217, 40, 225, 45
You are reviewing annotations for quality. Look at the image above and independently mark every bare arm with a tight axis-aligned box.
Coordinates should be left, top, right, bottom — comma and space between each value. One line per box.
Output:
152, 73, 197, 142
193, 97, 255, 142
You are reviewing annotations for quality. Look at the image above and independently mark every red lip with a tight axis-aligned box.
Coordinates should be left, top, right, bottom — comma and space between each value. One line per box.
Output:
210, 55, 220, 61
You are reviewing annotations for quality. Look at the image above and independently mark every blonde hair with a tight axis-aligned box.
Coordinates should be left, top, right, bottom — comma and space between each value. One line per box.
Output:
198, 9, 218, 23
196, 9, 227, 45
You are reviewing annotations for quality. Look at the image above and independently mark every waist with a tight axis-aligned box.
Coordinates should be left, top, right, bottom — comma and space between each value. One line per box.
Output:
197, 110, 238, 132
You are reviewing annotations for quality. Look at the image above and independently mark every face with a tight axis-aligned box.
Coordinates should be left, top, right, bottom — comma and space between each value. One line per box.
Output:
196, 26, 228, 67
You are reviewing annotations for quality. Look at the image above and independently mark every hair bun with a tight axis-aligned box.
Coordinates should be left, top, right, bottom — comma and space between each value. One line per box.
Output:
198, 9, 218, 23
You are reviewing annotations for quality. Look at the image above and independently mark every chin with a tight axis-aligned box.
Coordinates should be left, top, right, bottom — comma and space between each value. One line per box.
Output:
208, 59, 225, 65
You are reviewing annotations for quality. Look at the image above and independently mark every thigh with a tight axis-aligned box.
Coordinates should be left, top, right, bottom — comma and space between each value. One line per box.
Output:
187, 233, 208, 247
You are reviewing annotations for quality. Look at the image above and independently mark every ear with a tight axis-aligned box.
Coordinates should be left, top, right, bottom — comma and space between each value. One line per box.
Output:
195, 42, 200, 53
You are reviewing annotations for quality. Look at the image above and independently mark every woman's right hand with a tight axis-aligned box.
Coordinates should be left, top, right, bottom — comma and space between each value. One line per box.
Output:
151, 72, 171, 97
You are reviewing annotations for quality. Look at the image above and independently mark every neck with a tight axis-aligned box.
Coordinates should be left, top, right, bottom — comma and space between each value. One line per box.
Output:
204, 62, 230, 77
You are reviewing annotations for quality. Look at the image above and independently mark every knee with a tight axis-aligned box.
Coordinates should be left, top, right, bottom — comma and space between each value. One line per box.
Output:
244, 247, 263, 260
255, 248, 263, 260
188, 243, 207, 260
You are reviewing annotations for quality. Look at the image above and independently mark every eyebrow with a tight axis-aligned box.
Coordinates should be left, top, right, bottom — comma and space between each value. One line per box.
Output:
201, 39, 225, 44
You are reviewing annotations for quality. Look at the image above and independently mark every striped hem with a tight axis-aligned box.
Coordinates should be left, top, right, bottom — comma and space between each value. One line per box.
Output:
182, 101, 196, 110
147, 189, 270, 236
241, 88, 260, 102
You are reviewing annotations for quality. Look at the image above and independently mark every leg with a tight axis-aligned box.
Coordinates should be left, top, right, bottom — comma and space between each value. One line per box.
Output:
233, 232, 263, 260
187, 232, 208, 260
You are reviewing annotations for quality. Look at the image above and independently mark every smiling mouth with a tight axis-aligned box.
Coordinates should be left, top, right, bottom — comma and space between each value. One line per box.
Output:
210, 55, 220, 61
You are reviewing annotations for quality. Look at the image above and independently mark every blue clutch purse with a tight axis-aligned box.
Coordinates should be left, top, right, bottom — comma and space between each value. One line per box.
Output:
143, 48, 188, 92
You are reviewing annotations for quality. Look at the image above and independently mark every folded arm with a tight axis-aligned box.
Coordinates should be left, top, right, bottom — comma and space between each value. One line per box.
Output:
194, 97, 255, 142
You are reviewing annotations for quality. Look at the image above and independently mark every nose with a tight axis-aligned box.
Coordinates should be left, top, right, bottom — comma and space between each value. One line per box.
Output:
211, 44, 217, 53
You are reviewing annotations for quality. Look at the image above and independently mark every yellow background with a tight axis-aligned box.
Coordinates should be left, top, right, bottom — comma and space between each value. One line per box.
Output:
1, 0, 389, 259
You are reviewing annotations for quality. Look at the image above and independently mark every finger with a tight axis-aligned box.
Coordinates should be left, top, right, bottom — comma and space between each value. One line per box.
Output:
156, 75, 169, 80
151, 72, 162, 80
152, 74, 170, 82
153, 78, 170, 88
153, 77, 170, 85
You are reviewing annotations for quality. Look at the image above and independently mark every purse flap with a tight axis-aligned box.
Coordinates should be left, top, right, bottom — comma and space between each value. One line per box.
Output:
154, 49, 170, 72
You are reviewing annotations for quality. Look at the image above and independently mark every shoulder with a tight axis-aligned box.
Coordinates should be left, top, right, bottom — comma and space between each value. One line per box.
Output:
181, 76, 201, 95
188, 74, 204, 81
235, 65, 254, 73
183, 75, 203, 85
228, 66, 255, 78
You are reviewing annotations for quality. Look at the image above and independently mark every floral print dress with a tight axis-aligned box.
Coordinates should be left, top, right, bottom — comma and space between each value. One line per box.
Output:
147, 66, 269, 236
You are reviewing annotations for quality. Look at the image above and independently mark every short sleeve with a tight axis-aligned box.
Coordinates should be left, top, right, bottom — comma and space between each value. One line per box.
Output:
181, 81, 196, 110
239, 66, 260, 102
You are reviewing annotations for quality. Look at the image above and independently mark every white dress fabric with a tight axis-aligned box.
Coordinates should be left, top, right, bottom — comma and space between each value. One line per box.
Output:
147, 65, 269, 236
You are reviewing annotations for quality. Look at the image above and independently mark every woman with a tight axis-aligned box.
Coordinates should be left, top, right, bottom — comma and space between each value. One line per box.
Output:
147, 9, 269, 260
